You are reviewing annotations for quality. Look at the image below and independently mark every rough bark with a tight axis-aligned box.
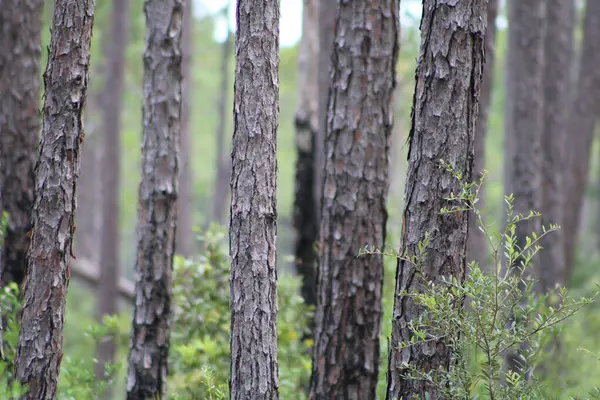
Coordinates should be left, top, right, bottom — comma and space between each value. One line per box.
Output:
386, 1, 487, 399
309, 1, 399, 398
0, 0, 42, 287
176, 0, 194, 257
126, 1, 183, 398
467, 0, 498, 269
229, 0, 279, 398
96, 0, 131, 383
564, 0, 600, 279
14, 1, 95, 398
316, 0, 337, 211
213, 2, 233, 225
293, 0, 319, 314
539, 0, 574, 291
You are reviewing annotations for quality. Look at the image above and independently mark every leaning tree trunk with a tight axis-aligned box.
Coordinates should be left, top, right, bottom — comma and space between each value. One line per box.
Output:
126, 1, 183, 398
386, 1, 487, 399
229, 0, 280, 398
293, 0, 319, 314
467, 0, 498, 269
539, 0, 575, 291
0, 0, 42, 287
564, 0, 600, 279
14, 1, 95, 398
96, 0, 131, 384
309, 0, 399, 398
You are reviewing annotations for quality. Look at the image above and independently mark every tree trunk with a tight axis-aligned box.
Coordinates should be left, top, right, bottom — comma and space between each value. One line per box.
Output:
14, 1, 95, 398
229, 0, 279, 398
309, 1, 399, 398
293, 0, 319, 314
0, 0, 43, 288
467, 0, 498, 269
316, 0, 337, 211
539, 0, 574, 291
96, 0, 131, 384
564, 0, 600, 279
212, 2, 233, 225
386, 1, 487, 399
176, 0, 194, 257
126, 1, 183, 398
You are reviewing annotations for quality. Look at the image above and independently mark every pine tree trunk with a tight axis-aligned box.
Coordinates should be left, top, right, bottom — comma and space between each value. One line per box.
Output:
0, 0, 42, 287
386, 1, 487, 399
564, 0, 600, 279
126, 1, 183, 398
229, 0, 280, 398
539, 0, 574, 291
467, 0, 498, 269
309, 1, 399, 398
96, 0, 131, 383
293, 0, 319, 314
14, 1, 95, 398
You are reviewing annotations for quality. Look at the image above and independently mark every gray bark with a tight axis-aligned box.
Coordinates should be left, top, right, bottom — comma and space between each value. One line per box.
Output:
14, 1, 95, 398
540, 0, 575, 291
0, 0, 42, 287
309, 0, 399, 398
386, 1, 487, 399
229, 0, 280, 398
126, 1, 183, 398
96, 0, 131, 383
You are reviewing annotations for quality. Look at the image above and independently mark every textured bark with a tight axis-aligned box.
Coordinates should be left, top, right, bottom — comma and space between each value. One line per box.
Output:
386, 2, 487, 399
176, 0, 194, 257
229, 0, 279, 398
293, 0, 319, 313
309, 1, 399, 398
539, 0, 574, 291
316, 0, 337, 210
96, 0, 131, 383
126, 1, 183, 398
213, 2, 233, 225
564, 0, 600, 278
14, 1, 95, 398
467, 0, 498, 269
0, 0, 42, 287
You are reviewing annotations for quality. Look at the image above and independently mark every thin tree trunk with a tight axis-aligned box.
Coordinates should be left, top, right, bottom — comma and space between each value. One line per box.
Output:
564, 0, 600, 279
176, 0, 194, 257
386, 1, 487, 399
539, 0, 574, 291
96, 0, 131, 384
467, 0, 498, 269
212, 2, 233, 225
14, 1, 95, 398
316, 0, 337, 211
309, 1, 399, 398
126, 1, 183, 398
0, 0, 43, 288
293, 0, 319, 314
229, 0, 279, 397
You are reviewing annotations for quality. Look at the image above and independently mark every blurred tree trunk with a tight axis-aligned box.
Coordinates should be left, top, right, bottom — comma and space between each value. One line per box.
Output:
14, 1, 95, 397
0, 0, 42, 287
229, 0, 279, 397
95, 0, 131, 385
309, 1, 399, 398
467, 0, 498, 269
176, 0, 194, 256
540, 0, 575, 291
316, 0, 337, 210
212, 3, 233, 225
386, 1, 487, 399
564, 0, 600, 279
293, 0, 319, 315
126, 1, 182, 398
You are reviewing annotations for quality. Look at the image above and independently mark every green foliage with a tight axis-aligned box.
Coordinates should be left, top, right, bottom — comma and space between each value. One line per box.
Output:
0, 284, 27, 398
